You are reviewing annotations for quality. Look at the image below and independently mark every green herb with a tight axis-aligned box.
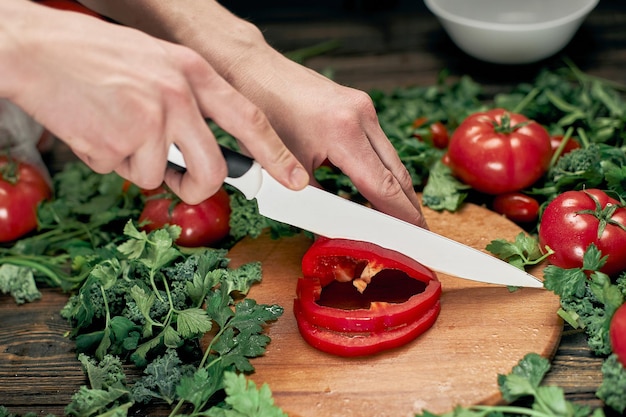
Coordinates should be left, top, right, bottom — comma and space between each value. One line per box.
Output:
596, 355, 626, 414
421, 160, 469, 212
59, 221, 285, 416
0, 407, 54, 417
0, 263, 41, 304
543, 245, 625, 356
416, 353, 601, 417
486, 232, 553, 270
227, 189, 301, 241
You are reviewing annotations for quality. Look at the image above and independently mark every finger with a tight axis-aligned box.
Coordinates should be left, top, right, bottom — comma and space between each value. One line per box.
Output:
114, 139, 169, 191
72, 146, 119, 174
163, 102, 227, 205
180, 51, 309, 190
367, 121, 425, 206
335, 141, 427, 229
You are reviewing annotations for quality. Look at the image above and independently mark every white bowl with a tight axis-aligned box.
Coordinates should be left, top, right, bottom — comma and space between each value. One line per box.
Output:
424, 0, 599, 64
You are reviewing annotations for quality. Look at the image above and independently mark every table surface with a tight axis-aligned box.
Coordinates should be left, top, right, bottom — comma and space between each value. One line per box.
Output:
2, 1, 626, 415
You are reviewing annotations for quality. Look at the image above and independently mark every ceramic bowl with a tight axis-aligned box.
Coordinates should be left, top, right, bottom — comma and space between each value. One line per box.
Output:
424, 0, 599, 64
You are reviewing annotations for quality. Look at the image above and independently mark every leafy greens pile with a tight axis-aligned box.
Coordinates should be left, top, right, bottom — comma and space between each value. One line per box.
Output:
2, 62, 626, 416
0, 162, 290, 416
58, 221, 286, 416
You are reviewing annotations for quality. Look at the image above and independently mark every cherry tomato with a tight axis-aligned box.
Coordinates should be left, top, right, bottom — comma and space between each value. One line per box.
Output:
492, 192, 540, 224
539, 189, 626, 276
610, 303, 626, 367
445, 109, 552, 195
412, 117, 449, 149
550, 134, 581, 157
139, 187, 231, 247
0, 156, 51, 243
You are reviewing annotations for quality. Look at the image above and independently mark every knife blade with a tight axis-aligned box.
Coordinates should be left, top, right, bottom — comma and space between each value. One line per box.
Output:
167, 145, 543, 288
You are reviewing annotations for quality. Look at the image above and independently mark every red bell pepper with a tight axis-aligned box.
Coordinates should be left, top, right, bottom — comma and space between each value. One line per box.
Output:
294, 299, 440, 357
294, 237, 442, 357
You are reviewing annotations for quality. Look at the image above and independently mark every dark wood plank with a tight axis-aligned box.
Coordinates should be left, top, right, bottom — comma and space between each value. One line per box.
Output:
0, 290, 82, 415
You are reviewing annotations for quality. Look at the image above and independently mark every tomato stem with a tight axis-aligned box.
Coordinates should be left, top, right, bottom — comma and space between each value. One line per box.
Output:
577, 191, 626, 239
512, 87, 541, 114
491, 112, 530, 134
0, 151, 19, 185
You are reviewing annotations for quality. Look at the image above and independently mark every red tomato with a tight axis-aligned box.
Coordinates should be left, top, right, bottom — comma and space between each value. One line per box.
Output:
539, 189, 626, 276
445, 109, 552, 195
0, 156, 51, 243
412, 118, 450, 149
610, 303, 626, 367
550, 135, 581, 157
492, 192, 540, 224
36, 0, 103, 18
139, 187, 231, 247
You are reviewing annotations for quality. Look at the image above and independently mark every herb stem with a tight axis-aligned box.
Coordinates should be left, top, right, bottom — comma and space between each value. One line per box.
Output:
548, 126, 574, 170
513, 87, 541, 114
0, 255, 77, 288
472, 405, 551, 417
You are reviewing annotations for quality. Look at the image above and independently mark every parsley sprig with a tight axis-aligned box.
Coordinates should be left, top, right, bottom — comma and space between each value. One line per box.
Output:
61, 221, 285, 416
417, 353, 606, 417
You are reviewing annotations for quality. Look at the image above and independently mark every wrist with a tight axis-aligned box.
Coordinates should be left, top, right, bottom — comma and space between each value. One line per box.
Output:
0, 0, 31, 99
164, 2, 274, 88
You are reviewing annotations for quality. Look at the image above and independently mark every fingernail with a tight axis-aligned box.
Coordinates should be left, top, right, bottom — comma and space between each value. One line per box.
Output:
290, 165, 309, 189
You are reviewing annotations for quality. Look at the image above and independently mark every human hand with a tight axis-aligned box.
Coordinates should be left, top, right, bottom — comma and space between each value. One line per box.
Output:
72, 0, 425, 227
240, 59, 428, 229
0, 0, 308, 204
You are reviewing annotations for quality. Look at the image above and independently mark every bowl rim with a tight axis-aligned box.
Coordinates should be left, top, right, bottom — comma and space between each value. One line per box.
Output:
423, 0, 599, 32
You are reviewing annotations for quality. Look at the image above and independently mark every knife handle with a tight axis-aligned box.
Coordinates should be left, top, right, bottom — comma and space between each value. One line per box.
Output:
167, 144, 262, 200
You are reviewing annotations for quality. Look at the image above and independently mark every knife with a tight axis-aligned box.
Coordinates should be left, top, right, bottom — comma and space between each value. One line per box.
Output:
167, 145, 544, 288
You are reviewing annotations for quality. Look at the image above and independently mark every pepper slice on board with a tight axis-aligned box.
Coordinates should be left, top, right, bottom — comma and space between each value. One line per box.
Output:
294, 299, 441, 357
294, 237, 442, 356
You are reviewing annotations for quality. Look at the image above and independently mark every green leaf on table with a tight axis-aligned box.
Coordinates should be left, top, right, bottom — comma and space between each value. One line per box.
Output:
543, 265, 588, 300
498, 353, 551, 402
218, 372, 287, 417
65, 354, 132, 417
117, 221, 181, 269
0, 263, 41, 304
177, 367, 223, 411
486, 232, 546, 270
132, 349, 189, 405
222, 262, 263, 295
176, 307, 213, 338
597, 355, 626, 414
421, 160, 469, 212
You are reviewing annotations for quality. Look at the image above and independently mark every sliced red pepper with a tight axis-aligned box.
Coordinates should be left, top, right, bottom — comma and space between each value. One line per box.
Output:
294, 237, 442, 356
301, 237, 437, 287
294, 299, 441, 357
296, 274, 441, 332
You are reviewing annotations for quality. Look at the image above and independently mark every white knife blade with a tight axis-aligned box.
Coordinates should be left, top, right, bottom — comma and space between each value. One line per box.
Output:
168, 145, 543, 288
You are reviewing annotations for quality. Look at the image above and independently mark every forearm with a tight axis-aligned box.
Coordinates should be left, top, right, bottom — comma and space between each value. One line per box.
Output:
0, 0, 38, 100
77, 0, 273, 90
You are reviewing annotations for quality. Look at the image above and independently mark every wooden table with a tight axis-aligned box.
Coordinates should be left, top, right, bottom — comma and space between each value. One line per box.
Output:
2, 1, 625, 415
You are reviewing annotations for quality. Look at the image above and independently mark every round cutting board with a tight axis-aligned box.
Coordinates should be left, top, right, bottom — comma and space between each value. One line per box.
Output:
226, 200, 563, 417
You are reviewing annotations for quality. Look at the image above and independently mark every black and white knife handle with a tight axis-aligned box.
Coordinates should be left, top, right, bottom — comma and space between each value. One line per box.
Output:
167, 144, 262, 200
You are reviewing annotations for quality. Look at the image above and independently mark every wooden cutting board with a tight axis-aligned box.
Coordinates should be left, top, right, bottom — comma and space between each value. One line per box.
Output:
226, 200, 563, 417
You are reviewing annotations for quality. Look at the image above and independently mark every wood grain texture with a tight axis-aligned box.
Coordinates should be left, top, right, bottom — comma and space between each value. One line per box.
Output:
226, 201, 562, 417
